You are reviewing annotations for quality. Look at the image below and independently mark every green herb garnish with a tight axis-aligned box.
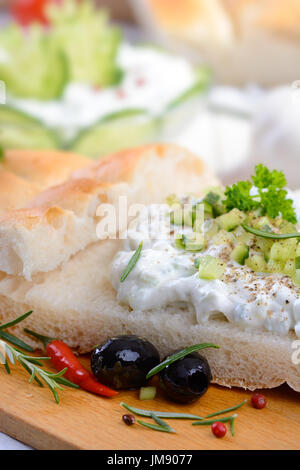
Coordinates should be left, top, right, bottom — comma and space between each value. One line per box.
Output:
120, 241, 143, 282
137, 419, 175, 433
205, 399, 247, 418
146, 343, 219, 379
0, 311, 79, 402
192, 414, 237, 426
121, 402, 204, 420
242, 224, 300, 240
224, 164, 297, 223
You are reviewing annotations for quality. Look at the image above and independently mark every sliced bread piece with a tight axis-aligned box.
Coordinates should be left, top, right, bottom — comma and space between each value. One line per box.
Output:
0, 238, 298, 392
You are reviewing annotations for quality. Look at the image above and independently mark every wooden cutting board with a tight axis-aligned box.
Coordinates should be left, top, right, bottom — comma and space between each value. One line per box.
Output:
0, 356, 299, 450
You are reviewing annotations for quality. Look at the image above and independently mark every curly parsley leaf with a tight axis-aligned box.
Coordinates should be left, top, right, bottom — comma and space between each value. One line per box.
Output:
252, 164, 286, 189
224, 181, 258, 213
223, 165, 297, 223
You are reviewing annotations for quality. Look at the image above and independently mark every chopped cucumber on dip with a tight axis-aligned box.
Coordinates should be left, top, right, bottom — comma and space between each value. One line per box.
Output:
111, 165, 300, 340
0, 0, 209, 156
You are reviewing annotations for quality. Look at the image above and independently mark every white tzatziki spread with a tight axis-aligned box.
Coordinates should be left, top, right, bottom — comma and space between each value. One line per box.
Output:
8, 44, 196, 138
111, 196, 300, 338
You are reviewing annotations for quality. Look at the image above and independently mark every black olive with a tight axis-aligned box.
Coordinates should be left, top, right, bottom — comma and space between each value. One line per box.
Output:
158, 352, 212, 403
91, 335, 160, 390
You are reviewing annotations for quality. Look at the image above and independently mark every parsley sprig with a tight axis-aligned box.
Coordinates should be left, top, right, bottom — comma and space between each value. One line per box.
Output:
224, 164, 297, 223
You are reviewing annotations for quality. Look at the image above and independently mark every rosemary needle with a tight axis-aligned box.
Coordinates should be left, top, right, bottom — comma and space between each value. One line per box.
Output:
121, 402, 203, 420
150, 412, 175, 432
137, 420, 176, 433
205, 399, 247, 418
192, 414, 238, 426
146, 343, 219, 379
120, 242, 143, 282
242, 224, 300, 240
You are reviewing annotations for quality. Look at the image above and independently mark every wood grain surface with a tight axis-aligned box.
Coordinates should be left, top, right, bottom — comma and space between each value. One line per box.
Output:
0, 356, 299, 450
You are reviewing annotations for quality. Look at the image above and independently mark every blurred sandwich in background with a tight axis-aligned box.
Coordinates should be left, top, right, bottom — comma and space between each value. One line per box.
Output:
130, 0, 300, 85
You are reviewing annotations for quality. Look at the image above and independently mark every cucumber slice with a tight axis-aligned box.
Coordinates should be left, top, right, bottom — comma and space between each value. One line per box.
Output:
218, 209, 246, 232
0, 105, 58, 149
198, 255, 225, 280
0, 105, 45, 126
48, 0, 121, 87
0, 26, 68, 100
166, 66, 211, 111
0, 124, 58, 150
231, 243, 249, 265
70, 109, 161, 159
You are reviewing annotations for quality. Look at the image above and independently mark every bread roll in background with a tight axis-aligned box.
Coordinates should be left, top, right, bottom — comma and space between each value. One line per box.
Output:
130, 0, 300, 85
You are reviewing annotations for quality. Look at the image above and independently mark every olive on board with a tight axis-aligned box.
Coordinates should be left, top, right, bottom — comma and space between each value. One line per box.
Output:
91, 335, 160, 390
158, 352, 212, 403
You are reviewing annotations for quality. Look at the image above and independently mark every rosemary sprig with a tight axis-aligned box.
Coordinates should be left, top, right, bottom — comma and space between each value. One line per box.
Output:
1, 340, 79, 403
120, 241, 143, 282
0, 311, 79, 402
150, 412, 176, 433
0, 310, 33, 330
193, 413, 238, 436
242, 224, 300, 240
0, 330, 34, 352
0, 310, 34, 352
192, 413, 238, 426
146, 343, 219, 379
137, 418, 176, 433
121, 402, 203, 420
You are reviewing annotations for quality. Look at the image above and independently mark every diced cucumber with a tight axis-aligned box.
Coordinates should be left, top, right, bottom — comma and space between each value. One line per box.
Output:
231, 243, 249, 265
270, 239, 297, 262
212, 229, 235, 246
203, 201, 213, 219
198, 255, 225, 280
284, 260, 296, 277
254, 237, 273, 261
70, 109, 160, 158
266, 258, 284, 274
139, 386, 156, 400
170, 205, 184, 226
294, 269, 300, 286
218, 208, 246, 231
245, 255, 267, 273
204, 219, 220, 240
232, 225, 253, 245
183, 233, 203, 252
295, 256, 300, 270
203, 190, 225, 217
0, 123, 59, 150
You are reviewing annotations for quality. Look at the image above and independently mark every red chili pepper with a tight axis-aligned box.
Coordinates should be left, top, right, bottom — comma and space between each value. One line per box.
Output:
24, 328, 118, 398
